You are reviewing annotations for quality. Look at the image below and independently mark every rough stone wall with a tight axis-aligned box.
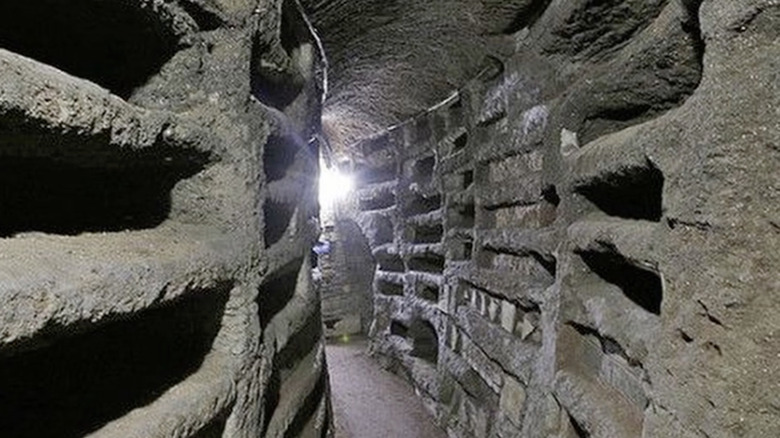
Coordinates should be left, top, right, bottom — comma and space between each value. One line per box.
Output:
0, 1, 332, 437
318, 207, 375, 338
351, 1, 779, 437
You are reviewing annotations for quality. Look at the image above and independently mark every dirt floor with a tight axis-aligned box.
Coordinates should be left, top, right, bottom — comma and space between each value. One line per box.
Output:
326, 337, 447, 438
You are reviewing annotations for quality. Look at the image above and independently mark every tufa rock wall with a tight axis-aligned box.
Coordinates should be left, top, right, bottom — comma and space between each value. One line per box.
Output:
0, 1, 332, 437
347, 0, 779, 437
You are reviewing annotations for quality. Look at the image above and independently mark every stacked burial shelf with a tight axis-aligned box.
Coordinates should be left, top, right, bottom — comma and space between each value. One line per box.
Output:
0, 1, 329, 437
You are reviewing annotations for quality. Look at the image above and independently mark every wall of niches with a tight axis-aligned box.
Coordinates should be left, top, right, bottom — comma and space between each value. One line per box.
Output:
0, 1, 331, 437
353, 1, 779, 437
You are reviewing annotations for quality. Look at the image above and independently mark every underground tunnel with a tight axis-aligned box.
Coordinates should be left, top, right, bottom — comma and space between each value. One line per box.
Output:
0, 0, 778, 437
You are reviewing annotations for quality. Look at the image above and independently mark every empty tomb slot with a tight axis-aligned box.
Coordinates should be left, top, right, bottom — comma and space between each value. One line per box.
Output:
410, 223, 444, 244
359, 191, 395, 211
390, 320, 409, 338
251, 0, 311, 110
408, 254, 445, 274
357, 163, 397, 185
283, 372, 327, 438
257, 258, 303, 329
262, 308, 323, 435
0, 155, 205, 237
411, 156, 436, 183
409, 319, 439, 364
377, 279, 404, 297
264, 199, 297, 247
462, 170, 474, 189
577, 247, 662, 315
451, 240, 474, 261
405, 194, 442, 216
418, 283, 440, 302
448, 202, 476, 229
561, 323, 648, 410
574, 161, 664, 221
411, 116, 432, 144
376, 252, 405, 273
0, 0, 181, 98
453, 132, 468, 153
0, 285, 229, 438
265, 132, 302, 183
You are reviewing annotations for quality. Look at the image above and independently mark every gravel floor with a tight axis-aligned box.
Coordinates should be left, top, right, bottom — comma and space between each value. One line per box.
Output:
326, 337, 447, 438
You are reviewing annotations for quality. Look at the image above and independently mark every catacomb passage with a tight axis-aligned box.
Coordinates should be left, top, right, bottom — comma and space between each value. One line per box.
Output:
0, 1, 778, 438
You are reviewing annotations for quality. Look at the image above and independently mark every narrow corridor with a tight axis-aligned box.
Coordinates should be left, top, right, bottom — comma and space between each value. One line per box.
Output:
326, 338, 447, 438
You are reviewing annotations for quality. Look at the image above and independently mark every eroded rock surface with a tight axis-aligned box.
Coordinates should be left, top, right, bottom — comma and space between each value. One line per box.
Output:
321, 1, 779, 437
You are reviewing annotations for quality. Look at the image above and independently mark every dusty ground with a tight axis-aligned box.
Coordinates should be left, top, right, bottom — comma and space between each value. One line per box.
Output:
326, 337, 447, 438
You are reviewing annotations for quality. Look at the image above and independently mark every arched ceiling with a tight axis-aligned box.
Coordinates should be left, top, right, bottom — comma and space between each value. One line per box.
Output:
300, 0, 547, 158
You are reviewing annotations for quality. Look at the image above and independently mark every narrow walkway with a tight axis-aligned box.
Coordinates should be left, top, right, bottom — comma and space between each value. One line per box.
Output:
326, 338, 447, 438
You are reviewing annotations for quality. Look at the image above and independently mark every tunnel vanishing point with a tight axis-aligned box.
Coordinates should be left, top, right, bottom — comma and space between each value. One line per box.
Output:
0, 1, 777, 437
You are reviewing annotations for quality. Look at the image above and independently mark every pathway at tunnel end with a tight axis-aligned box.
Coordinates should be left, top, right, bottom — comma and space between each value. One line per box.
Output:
326, 337, 447, 438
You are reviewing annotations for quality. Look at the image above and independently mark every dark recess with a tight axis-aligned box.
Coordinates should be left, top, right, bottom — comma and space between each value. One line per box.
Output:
408, 254, 445, 274
378, 280, 404, 296
265, 132, 301, 183
419, 284, 439, 302
405, 194, 441, 216
411, 223, 443, 244
360, 191, 395, 211
264, 199, 296, 247
262, 306, 323, 436
412, 156, 435, 182
377, 253, 404, 272
357, 164, 397, 185
257, 258, 302, 329
0, 286, 229, 438
251, 0, 308, 110
453, 132, 468, 152
574, 161, 664, 221
283, 372, 327, 438
0, 155, 203, 237
0, 0, 179, 98
568, 413, 591, 438
390, 320, 409, 337
409, 320, 439, 364
577, 246, 662, 315
450, 202, 476, 228
462, 170, 474, 189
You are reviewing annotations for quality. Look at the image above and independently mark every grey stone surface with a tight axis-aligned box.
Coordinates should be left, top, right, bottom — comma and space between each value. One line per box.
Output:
317, 1, 780, 437
0, 1, 331, 437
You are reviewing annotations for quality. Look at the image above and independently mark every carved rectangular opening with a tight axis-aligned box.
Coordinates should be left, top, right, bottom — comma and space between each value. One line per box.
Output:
357, 163, 396, 185
574, 161, 663, 221
405, 194, 441, 216
359, 191, 395, 211
257, 258, 303, 329
0, 155, 205, 237
411, 223, 443, 244
409, 319, 439, 364
449, 203, 476, 229
577, 247, 662, 315
0, 286, 229, 438
390, 320, 409, 338
264, 133, 301, 183
408, 254, 445, 274
264, 199, 296, 247
412, 156, 435, 183
418, 284, 439, 302
0, 0, 181, 98
376, 252, 404, 273
453, 132, 468, 153
377, 279, 404, 297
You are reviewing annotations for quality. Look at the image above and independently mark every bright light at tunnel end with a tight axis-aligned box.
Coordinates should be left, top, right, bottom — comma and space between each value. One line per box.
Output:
319, 163, 354, 206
